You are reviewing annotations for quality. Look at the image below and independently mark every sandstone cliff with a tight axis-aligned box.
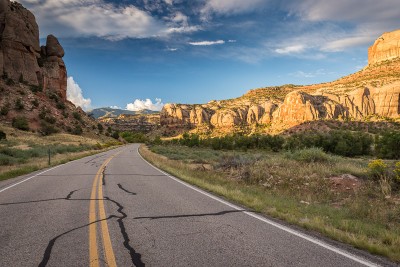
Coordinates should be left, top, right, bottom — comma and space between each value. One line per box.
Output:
160, 29, 400, 134
0, 0, 98, 134
368, 29, 400, 65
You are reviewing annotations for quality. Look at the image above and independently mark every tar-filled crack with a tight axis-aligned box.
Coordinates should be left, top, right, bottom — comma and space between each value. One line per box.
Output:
38, 216, 116, 267
104, 196, 145, 267
117, 183, 137, 195
84, 154, 107, 164
134, 209, 245, 220
5, 187, 145, 267
102, 167, 106, 186
36, 190, 119, 267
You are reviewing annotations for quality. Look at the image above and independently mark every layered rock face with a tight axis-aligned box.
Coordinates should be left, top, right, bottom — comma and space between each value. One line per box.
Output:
368, 29, 400, 65
160, 29, 400, 133
0, 0, 67, 100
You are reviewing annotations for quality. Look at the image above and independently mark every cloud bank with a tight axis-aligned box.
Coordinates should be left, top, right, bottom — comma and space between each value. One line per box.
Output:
67, 77, 92, 111
126, 98, 164, 112
15, 0, 198, 40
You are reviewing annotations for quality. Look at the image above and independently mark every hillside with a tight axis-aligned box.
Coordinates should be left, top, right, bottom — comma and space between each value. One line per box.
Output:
160, 29, 400, 135
89, 107, 157, 119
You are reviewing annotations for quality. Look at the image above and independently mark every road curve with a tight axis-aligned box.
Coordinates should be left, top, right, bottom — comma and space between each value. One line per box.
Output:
0, 144, 395, 267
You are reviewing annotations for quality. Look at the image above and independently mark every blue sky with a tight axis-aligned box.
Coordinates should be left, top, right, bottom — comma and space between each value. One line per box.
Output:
17, 0, 399, 111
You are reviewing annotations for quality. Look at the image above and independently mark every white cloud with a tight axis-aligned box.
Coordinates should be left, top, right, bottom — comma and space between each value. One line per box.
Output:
275, 45, 305, 54
282, 0, 399, 52
189, 40, 225, 46
15, 0, 199, 40
165, 25, 201, 34
126, 98, 164, 112
320, 36, 373, 52
228, 40, 237, 43
67, 77, 92, 111
202, 0, 266, 15
110, 106, 122, 109
287, 0, 398, 23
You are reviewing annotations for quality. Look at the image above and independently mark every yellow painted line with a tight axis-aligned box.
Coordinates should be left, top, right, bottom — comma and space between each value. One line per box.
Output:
98, 159, 117, 267
89, 150, 123, 267
89, 165, 103, 267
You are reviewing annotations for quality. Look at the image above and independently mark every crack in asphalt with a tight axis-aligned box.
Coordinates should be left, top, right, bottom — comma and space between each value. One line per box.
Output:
37, 190, 117, 267
84, 154, 107, 164
2, 188, 144, 267
133, 209, 245, 220
38, 216, 115, 267
117, 183, 137, 195
102, 167, 106, 186
105, 196, 145, 267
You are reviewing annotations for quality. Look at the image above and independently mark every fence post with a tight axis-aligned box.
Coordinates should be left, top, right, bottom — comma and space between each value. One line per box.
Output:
48, 148, 51, 166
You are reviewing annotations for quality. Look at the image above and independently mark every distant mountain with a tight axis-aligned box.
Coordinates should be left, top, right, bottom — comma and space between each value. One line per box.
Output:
89, 107, 158, 119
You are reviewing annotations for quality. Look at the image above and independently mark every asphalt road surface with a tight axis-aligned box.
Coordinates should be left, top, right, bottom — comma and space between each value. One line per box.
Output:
0, 144, 395, 267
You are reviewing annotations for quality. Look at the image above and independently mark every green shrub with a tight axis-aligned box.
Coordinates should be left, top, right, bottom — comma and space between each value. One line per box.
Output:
368, 159, 388, 180
31, 99, 39, 107
285, 131, 373, 157
180, 133, 200, 147
0, 130, 6, 140
48, 92, 60, 103
6, 78, 15, 86
56, 102, 66, 110
72, 125, 83, 135
376, 132, 400, 159
72, 111, 82, 122
394, 162, 400, 184
0, 103, 10, 115
44, 115, 56, 124
97, 123, 104, 132
12, 116, 29, 131
285, 147, 331, 163
29, 84, 43, 93
15, 98, 24, 110
111, 131, 120, 139
40, 122, 59, 136
120, 131, 147, 143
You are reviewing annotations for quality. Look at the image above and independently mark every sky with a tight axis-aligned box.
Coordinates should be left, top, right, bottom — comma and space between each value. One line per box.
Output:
16, 0, 399, 111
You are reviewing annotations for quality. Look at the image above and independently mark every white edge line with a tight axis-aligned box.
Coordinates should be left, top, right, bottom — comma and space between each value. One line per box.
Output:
0, 166, 60, 193
0, 149, 116, 194
137, 147, 379, 267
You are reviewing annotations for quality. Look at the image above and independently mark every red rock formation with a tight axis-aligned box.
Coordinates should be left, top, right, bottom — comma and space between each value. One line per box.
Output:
0, 0, 67, 100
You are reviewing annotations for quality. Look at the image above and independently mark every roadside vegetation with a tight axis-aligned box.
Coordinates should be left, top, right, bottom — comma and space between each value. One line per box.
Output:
140, 130, 400, 262
0, 125, 121, 181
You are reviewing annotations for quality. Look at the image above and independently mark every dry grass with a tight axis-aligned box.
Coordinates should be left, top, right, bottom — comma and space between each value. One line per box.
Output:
0, 124, 121, 181
140, 144, 400, 263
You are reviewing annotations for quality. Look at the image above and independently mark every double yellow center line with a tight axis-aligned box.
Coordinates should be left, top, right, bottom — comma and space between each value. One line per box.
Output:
89, 151, 122, 267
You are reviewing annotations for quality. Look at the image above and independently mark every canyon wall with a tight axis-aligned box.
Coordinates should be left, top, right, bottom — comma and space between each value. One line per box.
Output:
161, 29, 400, 132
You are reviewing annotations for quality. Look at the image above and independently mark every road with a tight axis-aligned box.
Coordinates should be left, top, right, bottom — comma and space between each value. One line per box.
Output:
0, 144, 394, 267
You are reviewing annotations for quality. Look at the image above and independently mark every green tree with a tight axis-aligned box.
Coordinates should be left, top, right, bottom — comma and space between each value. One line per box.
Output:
12, 116, 29, 131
